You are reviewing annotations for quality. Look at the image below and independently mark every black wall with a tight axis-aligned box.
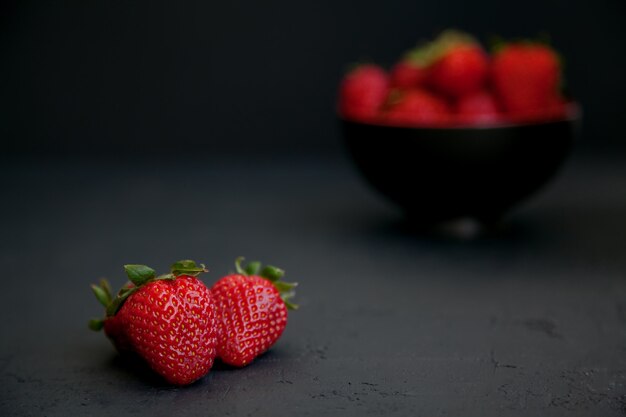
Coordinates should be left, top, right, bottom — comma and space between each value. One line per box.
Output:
1, 0, 625, 154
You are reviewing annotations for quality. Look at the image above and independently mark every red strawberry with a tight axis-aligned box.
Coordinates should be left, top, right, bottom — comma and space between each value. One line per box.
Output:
338, 64, 389, 121
90, 260, 218, 385
429, 43, 489, 99
508, 96, 569, 123
211, 258, 297, 367
455, 91, 502, 124
384, 89, 451, 126
491, 42, 561, 116
389, 61, 427, 89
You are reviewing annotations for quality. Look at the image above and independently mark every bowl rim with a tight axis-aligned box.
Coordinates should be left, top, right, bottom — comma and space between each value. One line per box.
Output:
339, 102, 582, 131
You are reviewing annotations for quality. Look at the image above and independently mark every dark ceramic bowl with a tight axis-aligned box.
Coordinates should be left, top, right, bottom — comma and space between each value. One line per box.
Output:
342, 105, 581, 223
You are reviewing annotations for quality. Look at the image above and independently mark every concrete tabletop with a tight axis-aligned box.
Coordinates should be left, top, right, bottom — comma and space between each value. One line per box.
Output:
1, 152, 625, 416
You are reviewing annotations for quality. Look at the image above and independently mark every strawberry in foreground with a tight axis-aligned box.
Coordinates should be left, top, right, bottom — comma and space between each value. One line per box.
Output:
211, 258, 297, 367
90, 260, 218, 385
492, 42, 562, 118
338, 64, 389, 121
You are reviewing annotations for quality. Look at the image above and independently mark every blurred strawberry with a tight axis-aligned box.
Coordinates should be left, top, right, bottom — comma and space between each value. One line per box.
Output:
389, 61, 427, 89
508, 96, 569, 123
338, 64, 389, 121
492, 42, 562, 117
384, 90, 451, 126
455, 91, 502, 124
429, 43, 489, 99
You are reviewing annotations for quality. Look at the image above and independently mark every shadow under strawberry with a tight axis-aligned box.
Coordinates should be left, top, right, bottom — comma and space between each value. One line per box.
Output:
107, 352, 178, 388
106, 351, 215, 388
210, 348, 280, 371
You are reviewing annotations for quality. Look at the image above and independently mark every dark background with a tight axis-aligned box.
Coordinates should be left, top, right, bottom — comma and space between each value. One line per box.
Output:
2, 2, 626, 416
1, 0, 625, 155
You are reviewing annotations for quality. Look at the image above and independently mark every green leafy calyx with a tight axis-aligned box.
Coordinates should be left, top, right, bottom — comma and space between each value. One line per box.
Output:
171, 260, 208, 277
405, 29, 478, 67
124, 264, 156, 286
88, 260, 208, 330
235, 257, 299, 310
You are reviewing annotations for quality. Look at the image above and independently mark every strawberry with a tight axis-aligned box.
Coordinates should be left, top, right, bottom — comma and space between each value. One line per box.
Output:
455, 90, 502, 124
389, 61, 427, 89
211, 258, 297, 367
428, 43, 489, 99
338, 64, 389, 121
491, 42, 562, 117
90, 260, 218, 385
507, 96, 568, 123
383, 89, 451, 126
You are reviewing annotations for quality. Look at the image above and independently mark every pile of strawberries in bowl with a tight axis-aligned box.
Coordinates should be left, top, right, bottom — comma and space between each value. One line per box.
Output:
338, 30, 576, 127
337, 30, 580, 222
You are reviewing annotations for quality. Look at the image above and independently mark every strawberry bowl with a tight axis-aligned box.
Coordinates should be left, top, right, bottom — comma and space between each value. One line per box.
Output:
337, 30, 582, 224
340, 104, 580, 223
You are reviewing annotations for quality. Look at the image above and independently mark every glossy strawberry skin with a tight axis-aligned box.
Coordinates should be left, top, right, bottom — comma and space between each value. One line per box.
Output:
492, 44, 561, 115
211, 274, 288, 367
429, 44, 489, 99
338, 64, 389, 121
107, 276, 218, 385
384, 89, 451, 126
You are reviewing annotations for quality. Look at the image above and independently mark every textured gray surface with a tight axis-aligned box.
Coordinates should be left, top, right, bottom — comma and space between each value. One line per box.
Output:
1, 152, 625, 416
